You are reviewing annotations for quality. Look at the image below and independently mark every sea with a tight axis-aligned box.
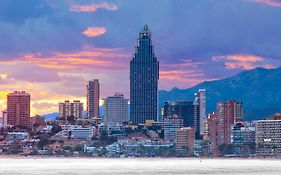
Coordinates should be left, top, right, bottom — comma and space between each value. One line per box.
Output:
0, 158, 280, 175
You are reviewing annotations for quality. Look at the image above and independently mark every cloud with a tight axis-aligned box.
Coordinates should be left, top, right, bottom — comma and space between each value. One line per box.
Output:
70, 2, 118, 12
32, 101, 58, 115
19, 49, 129, 70
246, 0, 281, 7
212, 55, 274, 70
212, 55, 263, 62
82, 26, 107, 37
159, 59, 211, 89
0, 47, 130, 115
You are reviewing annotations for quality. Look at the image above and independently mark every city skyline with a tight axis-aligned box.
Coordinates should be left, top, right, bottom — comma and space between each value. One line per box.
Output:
0, 0, 281, 115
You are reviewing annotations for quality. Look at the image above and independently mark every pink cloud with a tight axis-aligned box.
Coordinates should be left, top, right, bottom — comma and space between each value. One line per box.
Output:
0, 48, 130, 115
159, 60, 210, 90
245, 0, 281, 7
19, 49, 129, 71
212, 54, 274, 70
70, 2, 118, 12
82, 26, 107, 37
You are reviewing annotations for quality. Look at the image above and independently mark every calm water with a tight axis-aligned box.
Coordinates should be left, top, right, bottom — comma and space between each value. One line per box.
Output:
0, 158, 280, 175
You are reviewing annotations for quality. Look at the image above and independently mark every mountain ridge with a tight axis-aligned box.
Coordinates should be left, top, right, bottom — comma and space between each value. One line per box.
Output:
159, 67, 281, 121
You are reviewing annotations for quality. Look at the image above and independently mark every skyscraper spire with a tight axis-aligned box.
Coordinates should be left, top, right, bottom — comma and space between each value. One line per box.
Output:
139, 24, 151, 38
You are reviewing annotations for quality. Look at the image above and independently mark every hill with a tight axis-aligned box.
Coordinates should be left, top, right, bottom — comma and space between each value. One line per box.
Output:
159, 67, 281, 121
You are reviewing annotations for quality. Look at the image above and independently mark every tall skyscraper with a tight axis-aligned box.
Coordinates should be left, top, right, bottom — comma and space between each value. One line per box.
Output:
216, 100, 243, 144
87, 79, 100, 118
59, 100, 83, 120
130, 25, 159, 124
194, 89, 206, 135
7, 91, 30, 128
103, 93, 129, 125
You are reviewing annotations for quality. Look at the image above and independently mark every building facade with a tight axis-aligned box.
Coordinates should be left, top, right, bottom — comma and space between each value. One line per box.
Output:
87, 79, 100, 118
103, 93, 129, 125
203, 112, 220, 156
59, 100, 83, 120
194, 89, 206, 135
231, 122, 255, 156
7, 91, 30, 128
216, 100, 243, 144
175, 127, 195, 155
1, 109, 7, 128
163, 100, 198, 137
163, 115, 183, 142
71, 127, 94, 140
255, 120, 281, 157
130, 25, 159, 124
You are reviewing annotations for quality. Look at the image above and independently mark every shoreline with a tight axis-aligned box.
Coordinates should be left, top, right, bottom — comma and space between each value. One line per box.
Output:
0, 155, 280, 161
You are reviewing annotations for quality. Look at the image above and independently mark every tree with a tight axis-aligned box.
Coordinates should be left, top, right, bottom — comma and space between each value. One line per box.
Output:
50, 124, 62, 136
99, 131, 117, 146
158, 130, 164, 139
67, 115, 76, 124
37, 136, 55, 150
63, 146, 72, 151
74, 144, 84, 152
219, 144, 234, 156
125, 127, 134, 135
147, 124, 161, 132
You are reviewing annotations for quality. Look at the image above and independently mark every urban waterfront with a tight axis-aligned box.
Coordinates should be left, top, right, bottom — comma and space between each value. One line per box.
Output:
0, 158, 281, 175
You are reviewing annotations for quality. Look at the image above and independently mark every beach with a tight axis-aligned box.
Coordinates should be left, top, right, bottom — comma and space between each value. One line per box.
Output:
0, 158, 280, 175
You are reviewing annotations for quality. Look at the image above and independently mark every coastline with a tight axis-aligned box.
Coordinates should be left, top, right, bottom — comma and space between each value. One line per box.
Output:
0, 155, 280, 161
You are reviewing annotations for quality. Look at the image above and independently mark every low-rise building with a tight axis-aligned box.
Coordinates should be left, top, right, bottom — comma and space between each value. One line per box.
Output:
71, 127, 93, 139
6, 132, 29, 141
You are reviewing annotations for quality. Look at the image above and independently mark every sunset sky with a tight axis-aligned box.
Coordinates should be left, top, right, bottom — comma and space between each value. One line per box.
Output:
0, 0, 281, 115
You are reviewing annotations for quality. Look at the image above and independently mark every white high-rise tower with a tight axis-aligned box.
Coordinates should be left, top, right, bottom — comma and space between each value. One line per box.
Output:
194, 89, 206, 135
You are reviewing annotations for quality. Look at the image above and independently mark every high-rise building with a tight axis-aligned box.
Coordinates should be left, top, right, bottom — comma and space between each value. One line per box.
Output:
103, 93, 129, 125
59, 100, 83, 120
130, 25, 159, 124
231, 122, 255, 156
194, 89, 206, 135
216, 100, 243, 144
7, 91, 30, 128
1, 109, 7, 128
163, 101, 197, 136
175, 127, 195, 155
203, 112, 220, 156
255, 119, 281, 157
163, 115, 183, 142
87, 79, 100, 118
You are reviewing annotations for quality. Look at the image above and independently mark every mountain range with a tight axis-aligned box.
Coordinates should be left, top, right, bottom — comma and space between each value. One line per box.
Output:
159, 67, 281, 121
43, 67, 281, 121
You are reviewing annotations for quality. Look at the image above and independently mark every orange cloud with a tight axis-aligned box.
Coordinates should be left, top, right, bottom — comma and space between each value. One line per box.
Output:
70, 2, 118, 12
82, 27, 106, 37
212, 54, 274, 70
17, 48, 129, 70
248, 0, 281, 7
